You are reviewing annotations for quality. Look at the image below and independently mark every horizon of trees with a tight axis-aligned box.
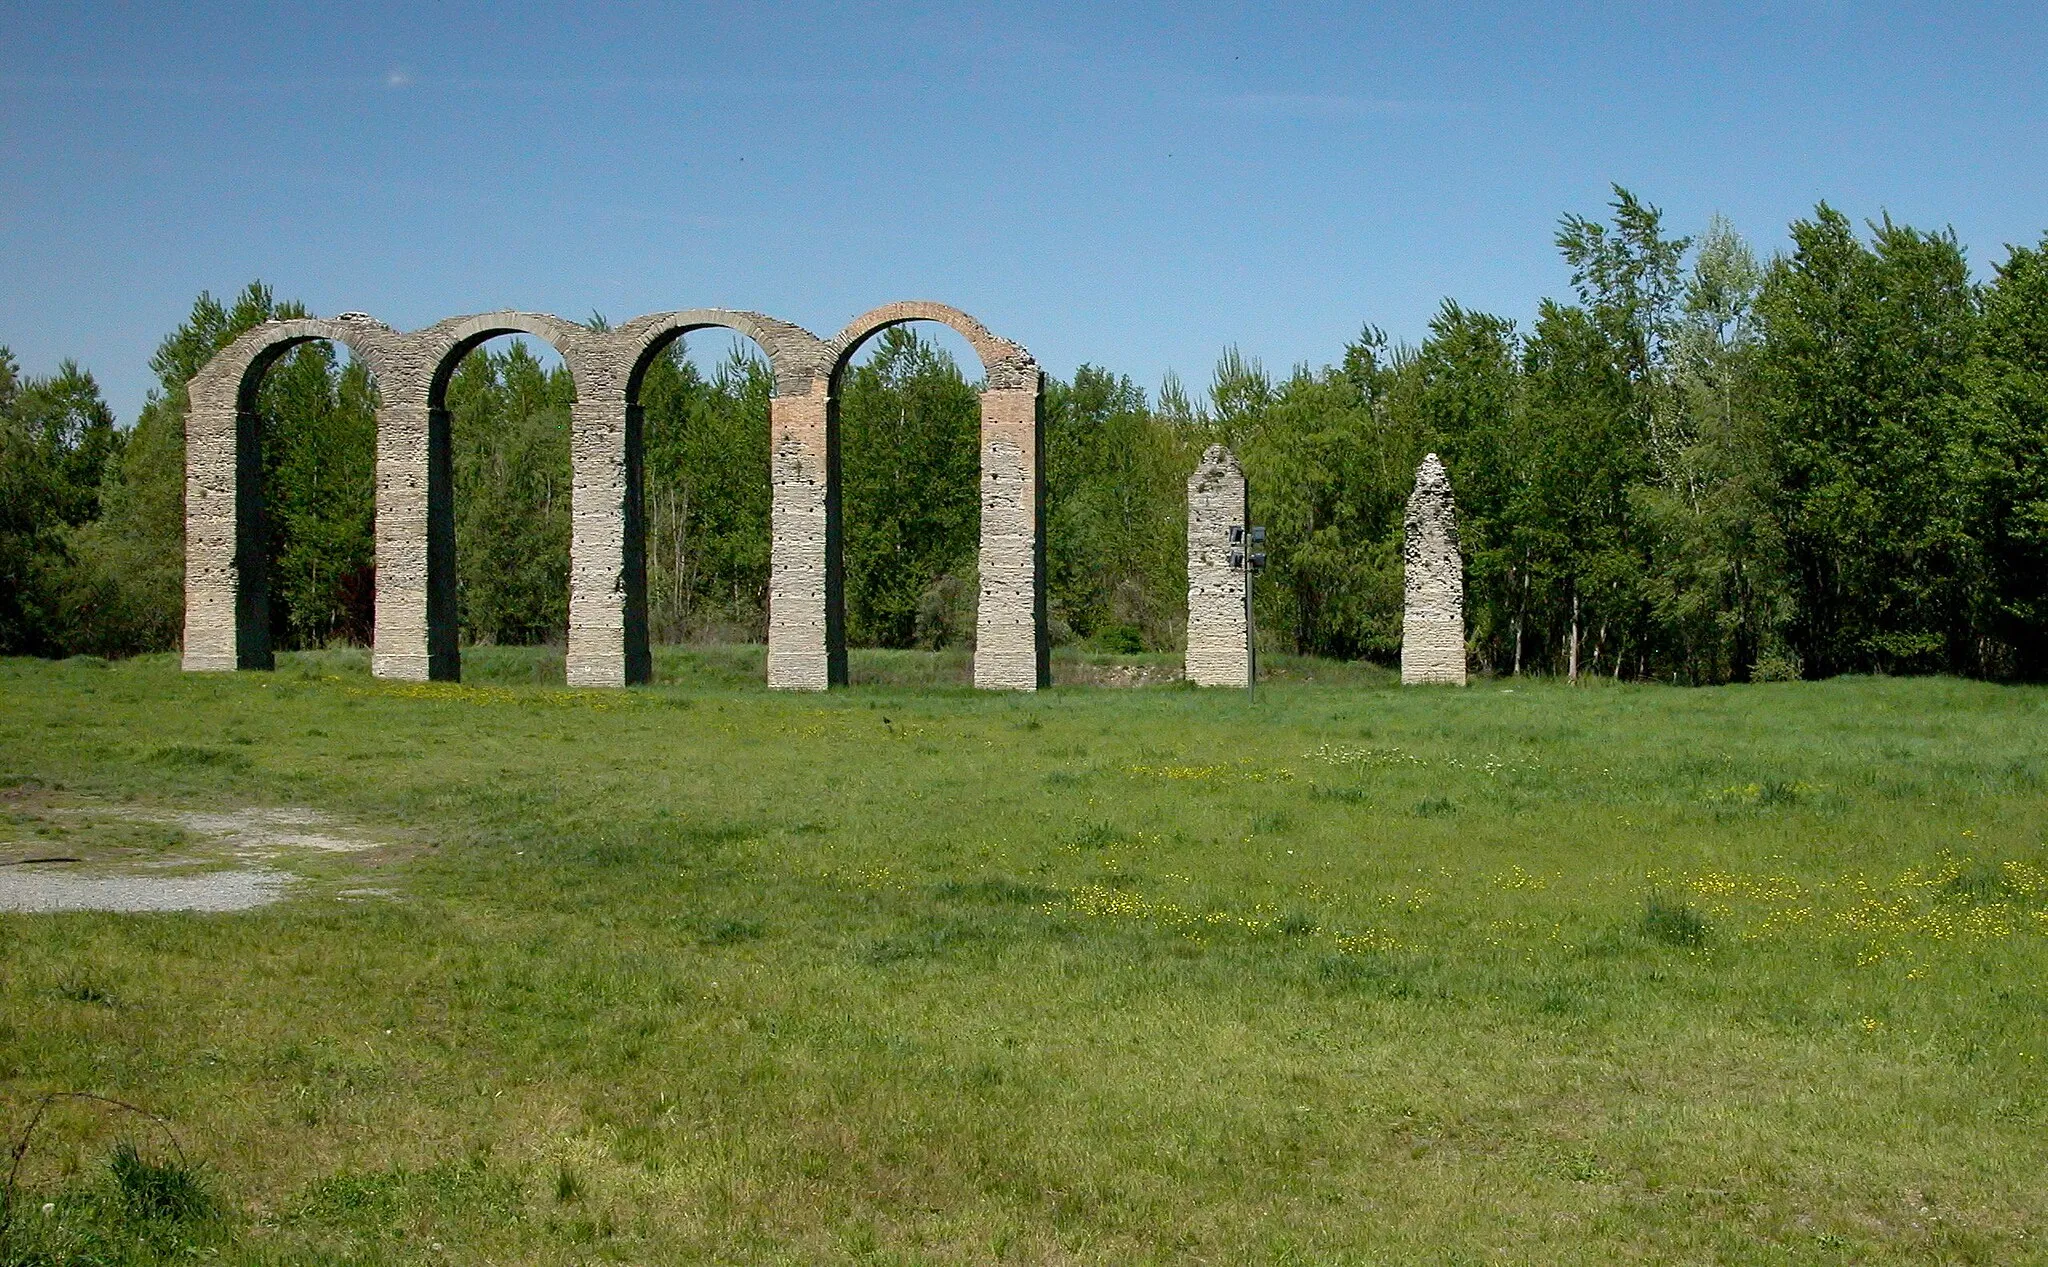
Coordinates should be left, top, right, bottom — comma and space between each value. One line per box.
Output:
4, 187, 2045, 682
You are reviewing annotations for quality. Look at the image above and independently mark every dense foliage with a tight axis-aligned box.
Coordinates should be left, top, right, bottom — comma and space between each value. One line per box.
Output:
4, 189, 2045, 679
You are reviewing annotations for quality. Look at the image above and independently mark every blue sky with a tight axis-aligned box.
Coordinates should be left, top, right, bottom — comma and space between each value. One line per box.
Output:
3, 1, 2044, 421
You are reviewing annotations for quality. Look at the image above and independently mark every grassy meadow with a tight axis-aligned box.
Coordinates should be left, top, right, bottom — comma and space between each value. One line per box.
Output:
1, 649, 2045, 1264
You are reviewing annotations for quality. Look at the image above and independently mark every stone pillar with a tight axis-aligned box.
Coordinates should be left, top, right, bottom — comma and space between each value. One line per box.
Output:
768, 382, 840, 690
180, 380, 253, 671
1185, 444, 1251, 687
566, 392, 648, 687
1401, 452, 1466, 685
371, 397, 444, 681
972, 381, 1047, 691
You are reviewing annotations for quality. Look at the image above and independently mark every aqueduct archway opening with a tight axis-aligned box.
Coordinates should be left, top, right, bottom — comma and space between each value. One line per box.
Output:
432, 327, 579, 679
625, 327, 777, 656
391, 312, 591, 683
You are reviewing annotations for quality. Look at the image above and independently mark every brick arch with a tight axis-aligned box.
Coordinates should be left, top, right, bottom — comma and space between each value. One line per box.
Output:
197, 315, 405, 413
182, 316, 406, 673
823, 301, 1047, 690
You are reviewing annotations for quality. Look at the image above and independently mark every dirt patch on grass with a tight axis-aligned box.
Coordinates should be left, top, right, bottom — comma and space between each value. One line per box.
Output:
0, 793, 399, 913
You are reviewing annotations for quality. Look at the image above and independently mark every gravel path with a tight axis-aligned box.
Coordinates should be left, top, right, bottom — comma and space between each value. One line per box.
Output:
0, 865, 293, 913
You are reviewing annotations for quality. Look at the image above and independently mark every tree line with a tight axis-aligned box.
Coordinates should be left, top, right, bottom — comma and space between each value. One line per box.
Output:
4, 188, 2045, 681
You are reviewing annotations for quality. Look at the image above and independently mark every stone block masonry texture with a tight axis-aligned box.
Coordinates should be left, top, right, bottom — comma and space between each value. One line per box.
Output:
1185, 444, 1251, 687
181, 301, 1047, 691
1402, 453, 1467, 685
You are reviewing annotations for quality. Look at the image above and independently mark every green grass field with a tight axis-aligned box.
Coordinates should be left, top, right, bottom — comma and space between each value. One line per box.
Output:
2, 650, 2045, 1264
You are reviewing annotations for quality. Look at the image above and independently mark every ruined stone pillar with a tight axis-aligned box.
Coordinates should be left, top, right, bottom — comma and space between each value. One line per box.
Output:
1401, 453, 1466, 686
1185, 444, 1251, 687
768, 382, 840, 689
972, 381, 1048, 691
180, 378, 255, 671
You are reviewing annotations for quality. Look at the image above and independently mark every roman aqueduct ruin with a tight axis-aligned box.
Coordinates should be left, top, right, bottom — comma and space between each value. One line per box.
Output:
181, 302, 1048, 691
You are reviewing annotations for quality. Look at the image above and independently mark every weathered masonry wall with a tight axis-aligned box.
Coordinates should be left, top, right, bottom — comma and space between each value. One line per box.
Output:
1401, 452, 1467, 686
1185, 444, 1251, 687
181, 302, 1047, 692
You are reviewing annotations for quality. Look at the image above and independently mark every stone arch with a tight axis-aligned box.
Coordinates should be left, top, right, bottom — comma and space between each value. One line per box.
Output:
617, 309, 828, 402
565, 311, 833, 688
826, 300, 1037, 391
826, 302, 1047, 690
383, 312, 598, 682
182, 315, 404, 672
418, 311, 596, 409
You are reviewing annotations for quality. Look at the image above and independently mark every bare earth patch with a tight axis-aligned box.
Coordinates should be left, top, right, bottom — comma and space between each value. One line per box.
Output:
0, 795, 396, 913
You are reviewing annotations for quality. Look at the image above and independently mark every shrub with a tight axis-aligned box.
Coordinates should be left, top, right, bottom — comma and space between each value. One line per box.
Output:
1091, 624, 1146, 654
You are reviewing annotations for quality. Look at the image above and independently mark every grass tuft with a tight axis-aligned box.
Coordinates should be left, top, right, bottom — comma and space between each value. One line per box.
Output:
554, 1163, 583, 1204
1065, 821, 1125, 851
1278, 910, 1320, 937
1641, 892, 1711, 948
1757, 778, 1804, 806
108, 1142, 214, 1224
693, 916, 765, 945
1941, 859, 2022, 904
56, 977, 118, 1006
933, 876, 1059, 905
145, 744, 251, 771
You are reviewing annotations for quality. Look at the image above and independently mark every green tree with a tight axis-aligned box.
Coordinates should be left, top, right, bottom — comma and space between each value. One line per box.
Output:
1043, 364, 1188, 648
1518, 300, 1644, 679
66, 283, 301, 655
838, 327, 981, 648
447, 340, 575, 645
256, 341, 378, 648
1634, 216, 1789, 681
0, 348, 64, 652
1962, 234, 2048, 677
1245, 333, 1418, 659
1557, 186, 1691, 488
9, 358, 120, 526
1755, 206, 1979, 676
638, 339, 773, 642
0, 350, 123, 653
